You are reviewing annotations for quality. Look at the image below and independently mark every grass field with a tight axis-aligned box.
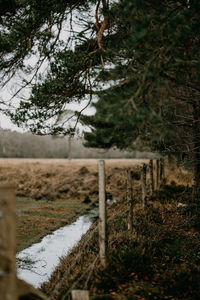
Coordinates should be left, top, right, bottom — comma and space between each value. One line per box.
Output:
1, 158, 197, 299
0, 158, 147, 251
16, 197, 89, 251
39, 162, 198, 300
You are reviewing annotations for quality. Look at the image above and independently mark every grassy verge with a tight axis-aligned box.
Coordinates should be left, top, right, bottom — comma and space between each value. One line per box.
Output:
16, 197, 89, 252
41, 184, 200, 300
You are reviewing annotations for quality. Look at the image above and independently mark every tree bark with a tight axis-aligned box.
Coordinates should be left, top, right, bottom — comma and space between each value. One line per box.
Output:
156, 159, 160, 190
141, 163, 147, 208
192, 104, 200, 197
149, 159, 154, 194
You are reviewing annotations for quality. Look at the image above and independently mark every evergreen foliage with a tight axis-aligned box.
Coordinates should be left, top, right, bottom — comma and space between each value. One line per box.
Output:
1, 0, 200, 188
82, 0, 200, 154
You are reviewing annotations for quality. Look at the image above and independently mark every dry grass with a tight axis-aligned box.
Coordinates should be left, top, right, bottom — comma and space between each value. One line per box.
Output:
16, 197, 88, 251
40, 163, 200, 300
0, 158, 147, 200
0, 158, 147, 251
1, 157, 196, 299
166, 166, 193, 187
42, 183, 200, 300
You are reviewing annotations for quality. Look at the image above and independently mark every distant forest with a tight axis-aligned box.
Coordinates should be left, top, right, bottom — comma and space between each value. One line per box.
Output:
0, 129, 155, 159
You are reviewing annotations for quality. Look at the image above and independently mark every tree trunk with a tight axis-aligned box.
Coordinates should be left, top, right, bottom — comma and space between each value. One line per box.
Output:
141, 163, 147, 207
149, 160, 154, 194
192, 104, 200, 197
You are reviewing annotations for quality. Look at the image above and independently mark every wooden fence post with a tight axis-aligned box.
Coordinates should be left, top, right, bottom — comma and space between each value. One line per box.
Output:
98, 160, 107, 268
159, 158, 162, 182
141, 163, 147, 208
68, 136, 72, 160
72, 290, 90, 300
164, 156, 167, 181
149, 159, 154, 195
0, 184, 17, 300
160, 157, 166, 184
156, 159, 160, 190
126, 169, 133, 232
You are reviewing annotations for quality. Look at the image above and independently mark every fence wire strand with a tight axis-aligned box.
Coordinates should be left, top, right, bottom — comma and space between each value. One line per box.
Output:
51, 224, 98, 299
61, 256, 99, 300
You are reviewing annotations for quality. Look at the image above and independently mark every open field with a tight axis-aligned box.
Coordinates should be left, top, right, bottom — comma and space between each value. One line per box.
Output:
1, 158, 198, 299
0, 158, 147, 251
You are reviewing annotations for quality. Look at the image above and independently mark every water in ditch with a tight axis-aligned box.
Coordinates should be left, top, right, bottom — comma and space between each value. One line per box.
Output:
17, 213, 95, 288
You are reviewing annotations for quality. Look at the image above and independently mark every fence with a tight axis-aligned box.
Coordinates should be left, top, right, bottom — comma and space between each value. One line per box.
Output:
0, 184, 48, 300
57, 158, 166, 300
0, 184, 17, 300
0, 158, 166, 300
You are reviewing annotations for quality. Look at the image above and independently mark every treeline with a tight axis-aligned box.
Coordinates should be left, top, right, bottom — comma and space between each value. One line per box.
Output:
0, 129, 155, 159
0, 129, 67, 158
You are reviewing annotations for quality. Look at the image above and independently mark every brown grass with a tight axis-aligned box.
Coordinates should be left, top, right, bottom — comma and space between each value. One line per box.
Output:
16, 197, 88, 251
40, 162, 198, 300
166, 166, 193, 186
0, 158, 147, 251
41, 182, 200, 300
0, 158, 147, 200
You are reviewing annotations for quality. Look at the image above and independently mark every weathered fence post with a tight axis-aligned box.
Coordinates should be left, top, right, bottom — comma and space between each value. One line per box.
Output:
160, 157, 166, 184
156, 159, 160, 190
98, 160, 107, 268
149, 159, 154, 195
141, 163, 147, 208
68, 136, 72, 160
164, 156, 167, 180
126, 169, 133, 231
72, 290, 90, 300
159, 158, 163, 184
0, 184, 17, 300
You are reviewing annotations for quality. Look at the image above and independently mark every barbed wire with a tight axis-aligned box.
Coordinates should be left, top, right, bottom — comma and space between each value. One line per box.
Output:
83, 256, 98, 290
61, 255, 99, 300
51, 224, 98, 299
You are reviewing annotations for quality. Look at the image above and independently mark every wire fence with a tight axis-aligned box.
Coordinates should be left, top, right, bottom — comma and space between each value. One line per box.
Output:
61, 256, 99, 300
0, 158, 167, 300
49, 158, 166, 299
51, 225, 98, 299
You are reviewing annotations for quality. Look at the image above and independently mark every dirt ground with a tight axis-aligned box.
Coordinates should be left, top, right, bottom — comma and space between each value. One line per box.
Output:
0, 158, 147, 251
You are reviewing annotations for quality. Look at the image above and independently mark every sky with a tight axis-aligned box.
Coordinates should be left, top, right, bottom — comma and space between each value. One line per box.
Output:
0, 101, 95, 133
0, 9, 96, 134
0, 113, 20, 131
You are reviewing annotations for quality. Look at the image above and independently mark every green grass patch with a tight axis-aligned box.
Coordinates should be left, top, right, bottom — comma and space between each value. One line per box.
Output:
16, 196, 89, 251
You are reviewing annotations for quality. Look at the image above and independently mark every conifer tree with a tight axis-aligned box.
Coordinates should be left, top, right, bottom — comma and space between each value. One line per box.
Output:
1, 0, 200, 192
82, 0, 200, 192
